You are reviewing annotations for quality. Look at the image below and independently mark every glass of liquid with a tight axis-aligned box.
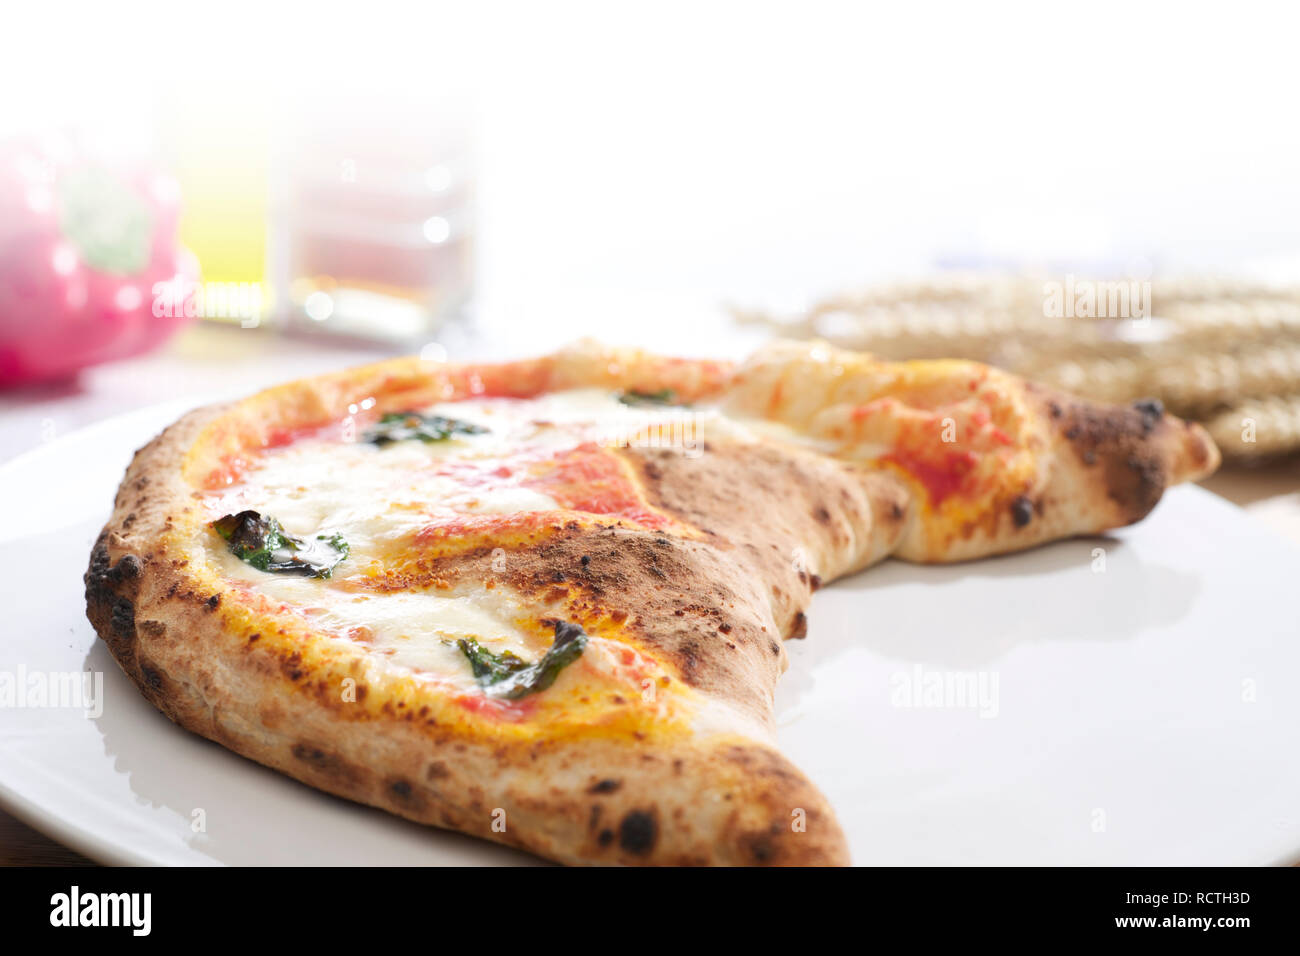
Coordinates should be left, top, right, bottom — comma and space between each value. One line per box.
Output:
269, 92, 474, 345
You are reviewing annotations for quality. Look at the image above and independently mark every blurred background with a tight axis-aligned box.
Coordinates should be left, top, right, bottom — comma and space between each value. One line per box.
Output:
1, 1, 1298, 493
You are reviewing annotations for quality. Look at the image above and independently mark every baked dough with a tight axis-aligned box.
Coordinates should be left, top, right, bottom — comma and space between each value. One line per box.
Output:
84, 340, 1219, 865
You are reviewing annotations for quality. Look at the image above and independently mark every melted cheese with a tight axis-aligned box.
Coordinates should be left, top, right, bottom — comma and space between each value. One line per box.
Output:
199, 388, 765, 691
203, 539, 539, 690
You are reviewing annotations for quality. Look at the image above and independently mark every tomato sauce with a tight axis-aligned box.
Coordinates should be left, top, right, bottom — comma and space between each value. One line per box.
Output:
882, 447, 980, 506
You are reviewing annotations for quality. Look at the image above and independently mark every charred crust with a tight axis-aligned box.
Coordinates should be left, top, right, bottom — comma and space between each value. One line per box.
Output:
109, 596, 136, 641
292, 743, 330, 765
618, 809, 658, 855
87, 532, 111, 578
788, 611, 808, 640
389, 779, 415, 801
589, 778, 622, 794
282, 652, 305, 682
140, 663, 164, 691
741, 831, 776, 863
112, 553, 142, 581
86, 534, 150, 649
291, 743, 365, 789
1010, 495, 1034, 528
1132, 398, 1164, 432
1059, 402, 1169, 522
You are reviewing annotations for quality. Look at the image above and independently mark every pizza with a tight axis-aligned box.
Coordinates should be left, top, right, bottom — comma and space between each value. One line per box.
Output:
84, 339, 1220, 865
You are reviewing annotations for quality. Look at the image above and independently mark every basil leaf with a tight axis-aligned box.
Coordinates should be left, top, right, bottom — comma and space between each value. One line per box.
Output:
456, 639, 530, 683
211, 510, 349, 579
364, 412, 487, 446
457, 621, 589, 700
617, 388, 680, 407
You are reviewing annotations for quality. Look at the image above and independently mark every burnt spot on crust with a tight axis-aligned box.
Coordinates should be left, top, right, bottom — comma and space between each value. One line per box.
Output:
291, 743, 365, 789
292, 743, 331, 766
87, 532, 169, 704
673, 637, 702, 682
1010, 495, 1034, 528
597, 828, 615, 847
109, 597, 136, 641
85, 533, 143, 654
788, 611, 808, 640
281, 652, 305, 682
112, 553, 142, 581
740, 828, 778, 863
589, 778, 622, 794
140, 663, 164, 691
1058, 402, 1170, 523
1133, 398, 1164, 432
388, 778, 424, 810
618, 809, 658, 855
86, 532, 111, 579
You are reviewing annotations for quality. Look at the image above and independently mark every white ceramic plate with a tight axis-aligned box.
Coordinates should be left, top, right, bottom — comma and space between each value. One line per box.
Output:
1, 400, 1298, 866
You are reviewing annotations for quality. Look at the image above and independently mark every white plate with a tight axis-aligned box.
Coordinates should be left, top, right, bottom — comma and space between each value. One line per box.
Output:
1, 400, 1298, 865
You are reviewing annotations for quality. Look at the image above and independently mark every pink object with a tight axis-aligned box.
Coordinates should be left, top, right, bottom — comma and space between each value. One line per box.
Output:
0, 136, 199, 387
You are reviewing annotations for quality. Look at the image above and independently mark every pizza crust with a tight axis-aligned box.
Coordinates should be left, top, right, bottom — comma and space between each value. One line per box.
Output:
84, 340, 1219, 866
85, 377, 857, 865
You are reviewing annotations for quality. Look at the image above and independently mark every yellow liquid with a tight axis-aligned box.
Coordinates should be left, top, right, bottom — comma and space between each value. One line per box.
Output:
160, 96, 271, 320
